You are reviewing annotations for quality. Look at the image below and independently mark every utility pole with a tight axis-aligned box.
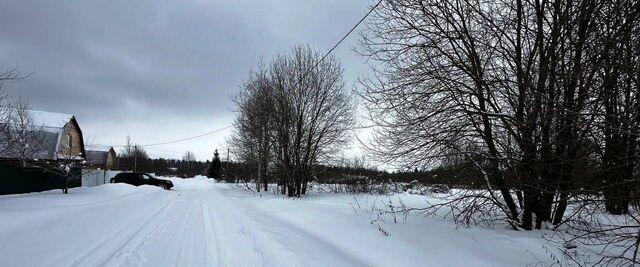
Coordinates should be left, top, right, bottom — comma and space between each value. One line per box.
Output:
134, 145, 138, 172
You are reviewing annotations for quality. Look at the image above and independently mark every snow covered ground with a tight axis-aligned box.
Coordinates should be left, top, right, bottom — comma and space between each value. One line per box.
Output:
0, 176, 555, 266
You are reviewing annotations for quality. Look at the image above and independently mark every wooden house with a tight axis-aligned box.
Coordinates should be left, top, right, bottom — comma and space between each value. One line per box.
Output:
28, 110, 86, 161
84, 147, 117, 170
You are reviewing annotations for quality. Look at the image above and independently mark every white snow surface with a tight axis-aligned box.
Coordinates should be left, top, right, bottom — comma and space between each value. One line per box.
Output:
0, 176, 552, 266
28, 109, 73, 129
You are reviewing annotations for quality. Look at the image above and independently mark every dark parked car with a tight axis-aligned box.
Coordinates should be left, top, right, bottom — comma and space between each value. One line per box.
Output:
110, 173, 173, 190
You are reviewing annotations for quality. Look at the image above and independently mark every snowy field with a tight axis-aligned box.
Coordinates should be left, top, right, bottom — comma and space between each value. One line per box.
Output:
0, 176, 555, 266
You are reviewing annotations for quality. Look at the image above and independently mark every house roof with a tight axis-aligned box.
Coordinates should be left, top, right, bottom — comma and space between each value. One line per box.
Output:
28, 110, 74, 131
85, 150, 108, 165
33, 131, 60, 159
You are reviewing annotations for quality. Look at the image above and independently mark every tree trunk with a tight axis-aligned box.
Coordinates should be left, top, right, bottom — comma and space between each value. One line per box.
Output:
552, 191, 568, 225
521, 190, 537, 230
63, 177, 69, 194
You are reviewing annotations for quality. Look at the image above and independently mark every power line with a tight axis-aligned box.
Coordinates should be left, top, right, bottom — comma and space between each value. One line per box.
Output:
140, 125, 233, 147
302, 0, 383, 80
92, 125, 233, 148
144, 147, 212, 159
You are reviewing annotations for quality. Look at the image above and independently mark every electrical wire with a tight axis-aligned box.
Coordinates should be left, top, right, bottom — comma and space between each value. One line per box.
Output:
92, 125, 233, 148
301, 0, 383, 80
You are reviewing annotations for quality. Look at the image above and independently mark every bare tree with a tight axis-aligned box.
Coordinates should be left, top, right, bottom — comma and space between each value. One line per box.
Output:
6, 99, 46, 166
118, 136, 149, 172
231, 45, 355, 197
270, 45, 355, 196
180, 150, 197, 177
358, 0, 525, 227
231, 64, 274, 191
358, 0, 640, 264
359, 0, 638, 221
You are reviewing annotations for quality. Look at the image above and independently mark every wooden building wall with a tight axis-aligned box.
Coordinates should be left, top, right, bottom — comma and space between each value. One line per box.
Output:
57, 120, 84, 159
106, 149, 116, 169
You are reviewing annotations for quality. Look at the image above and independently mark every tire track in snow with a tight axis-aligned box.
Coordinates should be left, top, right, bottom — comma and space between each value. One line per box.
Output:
199, 189, 226, 266
112, 196, 179, 266
66, 192, 176, 267
172, 197, 198, 267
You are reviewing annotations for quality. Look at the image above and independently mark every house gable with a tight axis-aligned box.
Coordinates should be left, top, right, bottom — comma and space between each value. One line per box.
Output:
56, 117, 85, 160
106, 148, 116, 169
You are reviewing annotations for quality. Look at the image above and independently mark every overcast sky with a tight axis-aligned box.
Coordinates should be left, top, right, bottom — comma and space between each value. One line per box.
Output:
0, 0, 373, 161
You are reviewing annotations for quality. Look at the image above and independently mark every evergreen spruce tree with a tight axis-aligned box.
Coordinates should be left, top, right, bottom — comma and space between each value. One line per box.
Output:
207, 149, 222, 179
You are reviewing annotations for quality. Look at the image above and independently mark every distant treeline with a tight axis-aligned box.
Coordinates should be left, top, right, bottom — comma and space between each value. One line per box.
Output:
115, 156, 209, 177
112, 141, 210, 177
218, 159, 485, 188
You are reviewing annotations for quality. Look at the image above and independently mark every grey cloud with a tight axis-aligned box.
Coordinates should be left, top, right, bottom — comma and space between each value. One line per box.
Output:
0, 0, 371, 159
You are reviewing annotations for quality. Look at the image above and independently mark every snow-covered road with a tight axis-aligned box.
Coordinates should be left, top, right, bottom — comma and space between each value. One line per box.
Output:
0, 177, 552, 266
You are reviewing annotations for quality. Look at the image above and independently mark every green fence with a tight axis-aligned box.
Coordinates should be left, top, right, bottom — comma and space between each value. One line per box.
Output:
0, 160, 80, 195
